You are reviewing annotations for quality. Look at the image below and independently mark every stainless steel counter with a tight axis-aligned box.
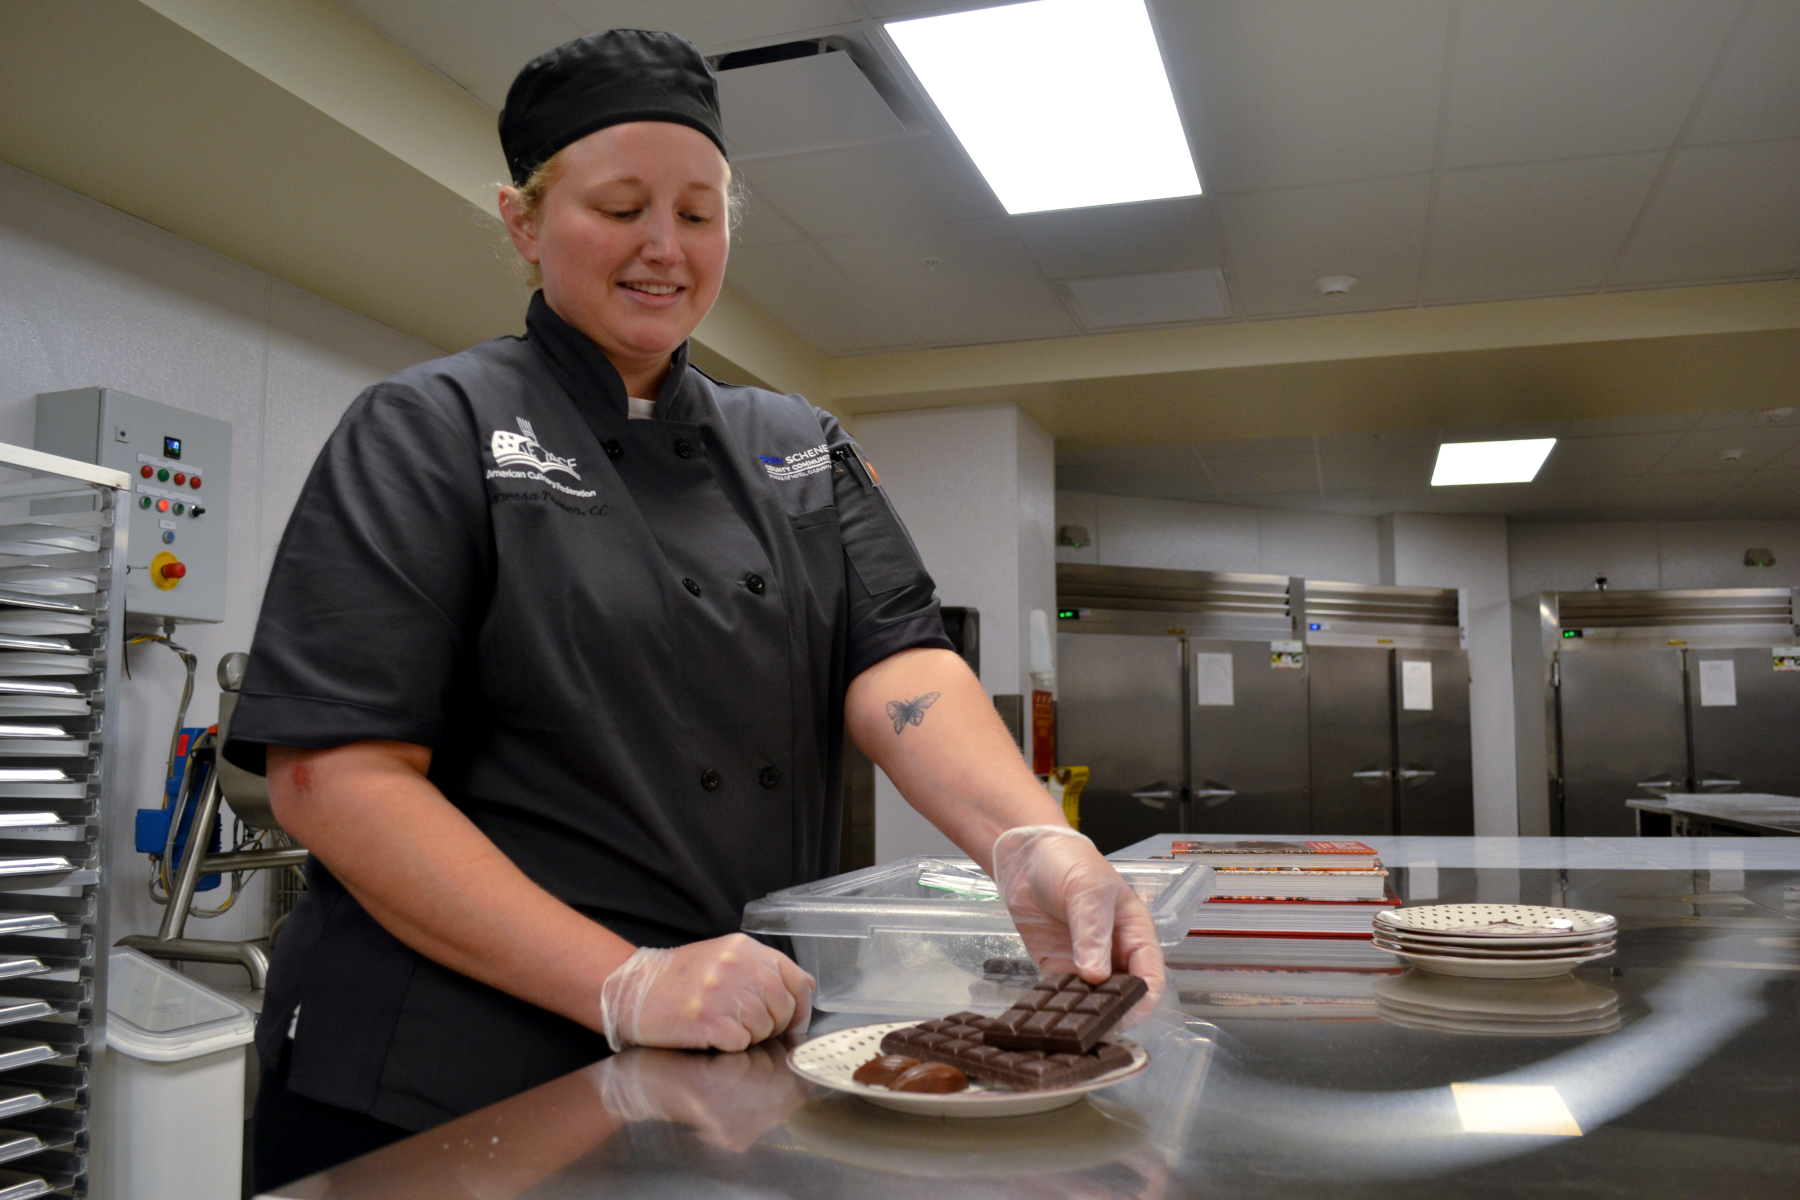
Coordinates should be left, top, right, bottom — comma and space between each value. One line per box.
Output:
261, 842, 1800, 1200
1627, 794, 1800, 837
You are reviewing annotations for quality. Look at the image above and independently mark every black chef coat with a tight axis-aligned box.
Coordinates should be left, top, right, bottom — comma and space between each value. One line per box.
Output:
225, 292, 952, 1130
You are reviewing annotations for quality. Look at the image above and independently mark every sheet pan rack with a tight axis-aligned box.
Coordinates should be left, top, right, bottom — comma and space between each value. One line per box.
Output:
0, 443, 129, 1198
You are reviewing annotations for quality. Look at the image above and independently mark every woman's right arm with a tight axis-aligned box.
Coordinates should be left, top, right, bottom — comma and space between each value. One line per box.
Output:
268, 741, 813, 1050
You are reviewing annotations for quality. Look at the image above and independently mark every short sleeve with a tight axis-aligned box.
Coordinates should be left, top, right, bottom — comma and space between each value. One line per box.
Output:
816, 410, 955, 680
223, 385, 494, 774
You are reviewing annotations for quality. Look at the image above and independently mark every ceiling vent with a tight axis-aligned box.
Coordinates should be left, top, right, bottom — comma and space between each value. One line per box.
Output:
714, 41, 907, 160
1057, 267, 1231, 329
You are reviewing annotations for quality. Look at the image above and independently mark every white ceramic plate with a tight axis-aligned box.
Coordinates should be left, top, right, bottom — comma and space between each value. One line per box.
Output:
1372, 926, 1618, 950
1374, 934, 1617, 959
1373, 941, 1615, 979
788, 1020, 1149, 1118
1376, 904, 1616, 939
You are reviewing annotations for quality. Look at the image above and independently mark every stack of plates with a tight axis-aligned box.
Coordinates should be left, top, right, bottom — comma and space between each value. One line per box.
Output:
1374, 970, 1621, 1037
1371, 904, 1617, 979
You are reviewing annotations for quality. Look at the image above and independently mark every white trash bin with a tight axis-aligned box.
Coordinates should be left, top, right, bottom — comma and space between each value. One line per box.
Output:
92, 949, 256, 1200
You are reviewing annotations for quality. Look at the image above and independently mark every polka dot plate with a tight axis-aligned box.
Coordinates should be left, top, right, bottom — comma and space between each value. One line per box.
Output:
1375, 903, 1617, 940
789, 1020, 1149, 1118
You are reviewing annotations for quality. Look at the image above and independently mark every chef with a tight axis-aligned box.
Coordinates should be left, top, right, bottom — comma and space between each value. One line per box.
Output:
226, 29, 1166, 1190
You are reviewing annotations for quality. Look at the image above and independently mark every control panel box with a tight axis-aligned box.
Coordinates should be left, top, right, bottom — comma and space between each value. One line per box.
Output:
34, 388, 230, 623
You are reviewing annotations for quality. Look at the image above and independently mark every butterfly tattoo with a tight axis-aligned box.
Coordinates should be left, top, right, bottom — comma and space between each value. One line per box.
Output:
886, 692, 942, 734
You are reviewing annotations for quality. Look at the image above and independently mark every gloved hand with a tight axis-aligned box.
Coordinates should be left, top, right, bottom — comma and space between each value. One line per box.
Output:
992, 825, 1166, 1024
600, 933, 815, 1053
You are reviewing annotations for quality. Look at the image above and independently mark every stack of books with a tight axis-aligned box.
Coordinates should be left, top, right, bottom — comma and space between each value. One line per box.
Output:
1167, 936, 1402, 1019
1161, 840, 1402, 1018
1171, 839, 1399, 937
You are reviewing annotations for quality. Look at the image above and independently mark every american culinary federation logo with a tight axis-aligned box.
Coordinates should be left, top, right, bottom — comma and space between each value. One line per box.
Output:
491, 417, 579, 479
486, 417, 597, 499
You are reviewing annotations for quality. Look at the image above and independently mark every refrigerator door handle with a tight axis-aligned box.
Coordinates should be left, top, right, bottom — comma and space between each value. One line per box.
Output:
1698, 778, 1741, 790
1191, 784, 1237, 808
1351, 769, 1393, 780
1398, 768, 1436, 781
1131, 787, 1176, 809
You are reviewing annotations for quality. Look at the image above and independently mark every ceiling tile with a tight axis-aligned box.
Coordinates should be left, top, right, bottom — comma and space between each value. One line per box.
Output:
1196, 435, 1319, 458
549, 0, 862, 51
1741, 468, 1800, 499
1646, 427, 1800, 475
1010, 196, 1223, 279
1217, 175, 1431, 315
1611, 140, 1800, 283
1314, 428, 1444, 454
1423, 153, 1663, 299
1200, 452, 1321, 496
1318, 443, 1438, 489
468, 82, 510, 111
818, 219, 1078, 346
731, 190, 806, 248
341, 0, 581, 90
1565, 413, 1701, 436
1687, 0, 1800, 144
1535, 433, 1685, 480
736, 136, 1000, 238
1056, 445, 1217, 502
1059, 269, 1231, 329
1436, 419, 1571, 442
1692, 407, 1800, 430
724, 240, 916, 354
1443, 0, 1737, 167
1154, 0, 1448, 192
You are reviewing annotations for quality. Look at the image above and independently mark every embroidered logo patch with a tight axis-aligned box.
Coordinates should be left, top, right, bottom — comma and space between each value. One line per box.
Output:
491, 417, 580, 479
487, 417, 597, 498
761, 443, 831, 482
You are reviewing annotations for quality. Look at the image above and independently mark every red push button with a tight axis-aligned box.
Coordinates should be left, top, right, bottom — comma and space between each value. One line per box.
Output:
173, 472, 186, 485
190, 477, 202, 489
139, 465, 153, 478
162, 562, 186, 579
156, 499, 170, 512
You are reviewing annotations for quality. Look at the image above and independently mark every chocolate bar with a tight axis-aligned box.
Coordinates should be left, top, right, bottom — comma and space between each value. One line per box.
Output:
880, 1012, 1133, 1092
985, 972, 1148, 1054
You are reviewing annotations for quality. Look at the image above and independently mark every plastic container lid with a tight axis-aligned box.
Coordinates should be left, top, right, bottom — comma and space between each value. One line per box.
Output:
104, 948, 255, 1062
743, 857, 1214, 947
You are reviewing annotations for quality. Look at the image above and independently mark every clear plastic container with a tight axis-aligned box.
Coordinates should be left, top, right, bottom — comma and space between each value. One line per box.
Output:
742, 857, 1213, 1017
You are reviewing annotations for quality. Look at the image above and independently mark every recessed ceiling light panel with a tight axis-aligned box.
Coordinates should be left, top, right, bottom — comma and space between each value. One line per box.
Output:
1431, 438, 1557, 486
886, 0, 1201, 215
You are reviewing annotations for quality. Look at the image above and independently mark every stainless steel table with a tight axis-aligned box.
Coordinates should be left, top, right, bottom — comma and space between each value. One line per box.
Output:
1627, 794, 1800, 837
261, 840, 1800, 1200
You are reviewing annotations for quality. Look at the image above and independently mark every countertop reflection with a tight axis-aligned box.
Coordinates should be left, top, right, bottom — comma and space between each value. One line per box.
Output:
264, 854, 1800, 1200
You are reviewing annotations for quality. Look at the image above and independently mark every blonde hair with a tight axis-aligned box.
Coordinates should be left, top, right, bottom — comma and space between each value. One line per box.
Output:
504, 150, 745, 289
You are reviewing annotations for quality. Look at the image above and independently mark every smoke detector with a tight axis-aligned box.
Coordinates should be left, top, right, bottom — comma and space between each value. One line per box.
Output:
1719, 447, 1747, 462
1315, 274, 1358, 296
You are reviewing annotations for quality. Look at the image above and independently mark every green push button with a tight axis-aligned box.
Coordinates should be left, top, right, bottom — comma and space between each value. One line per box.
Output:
138, 496, 151, 509
172, 503, 185, 516
157, 468, 170, 482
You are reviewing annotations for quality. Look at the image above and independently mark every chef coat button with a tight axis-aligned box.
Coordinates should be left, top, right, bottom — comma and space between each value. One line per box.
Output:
744, 573, 766, 595
682, 577, 701, 597
758, 766, 781, 789
700, 769, 722, 792
603, 440, 623, 460
674, 438, 693, 459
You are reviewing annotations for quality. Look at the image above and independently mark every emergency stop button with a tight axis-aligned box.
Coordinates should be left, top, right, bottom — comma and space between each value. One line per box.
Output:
150, 551, 187, 590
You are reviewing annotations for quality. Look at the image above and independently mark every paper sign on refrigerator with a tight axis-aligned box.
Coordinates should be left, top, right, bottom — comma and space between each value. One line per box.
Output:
1401, 659, 1433, 711
1195, 653, 1234, 706
1698, 659, 1737, 706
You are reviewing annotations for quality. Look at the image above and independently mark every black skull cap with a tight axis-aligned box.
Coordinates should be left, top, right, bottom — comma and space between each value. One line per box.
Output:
499, 29, 726, 185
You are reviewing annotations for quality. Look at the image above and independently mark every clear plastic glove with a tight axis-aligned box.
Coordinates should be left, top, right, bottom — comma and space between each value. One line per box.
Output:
600, 933, 814, 1053
992, 825, 1166, 1024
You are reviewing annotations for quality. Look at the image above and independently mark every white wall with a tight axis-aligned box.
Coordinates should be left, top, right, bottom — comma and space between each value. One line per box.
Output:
0, 161, 437, 983
1507, 518, 1800, 832
1055, 490, 1382, 583
1380, 514, 1518, 835
856, 404, 1055, 861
